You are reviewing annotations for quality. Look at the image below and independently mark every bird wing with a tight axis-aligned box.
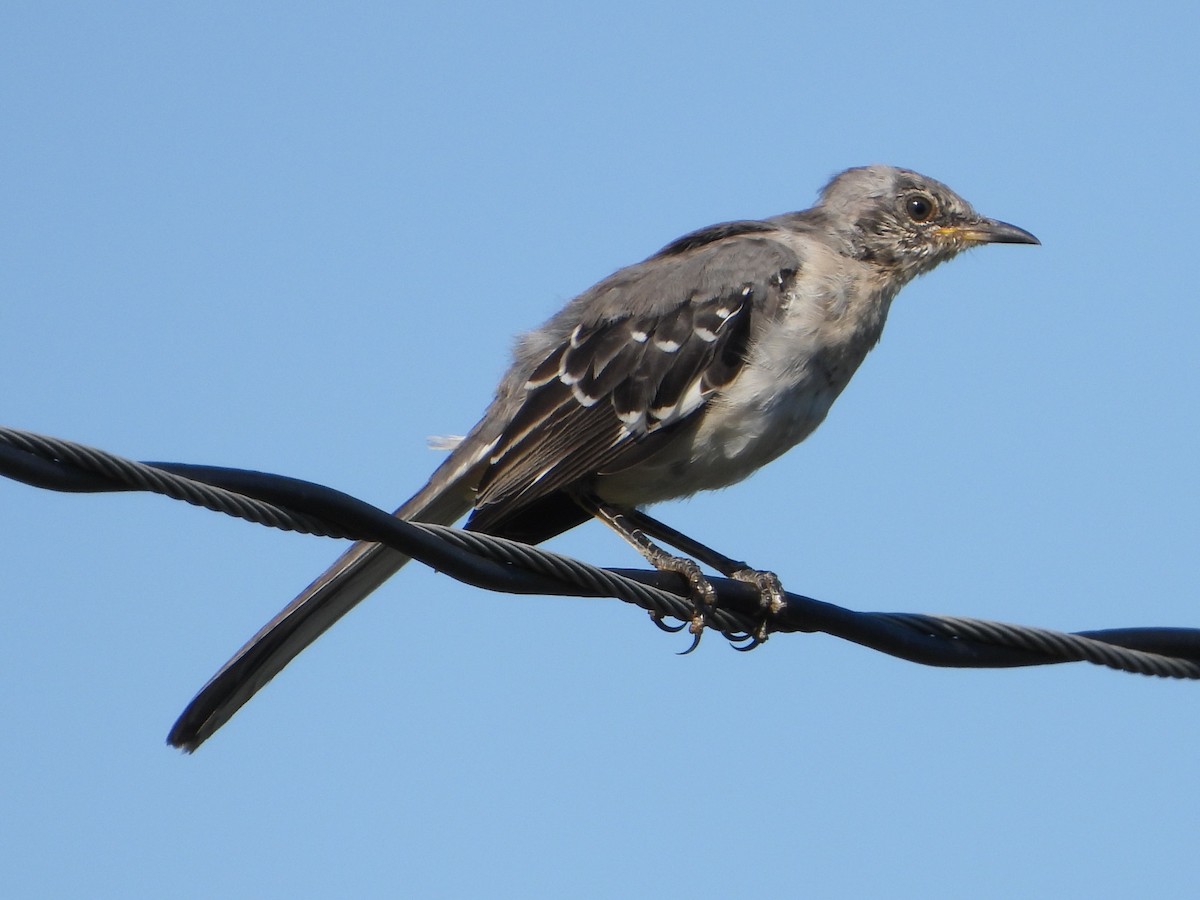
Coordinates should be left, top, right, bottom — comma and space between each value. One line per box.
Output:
468, 231, 799, 533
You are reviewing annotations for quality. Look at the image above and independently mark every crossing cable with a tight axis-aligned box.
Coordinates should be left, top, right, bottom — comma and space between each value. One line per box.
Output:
2, 425, 1197, 681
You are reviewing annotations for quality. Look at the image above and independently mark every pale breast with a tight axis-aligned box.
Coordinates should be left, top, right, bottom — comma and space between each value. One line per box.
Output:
595, 250, 897, 507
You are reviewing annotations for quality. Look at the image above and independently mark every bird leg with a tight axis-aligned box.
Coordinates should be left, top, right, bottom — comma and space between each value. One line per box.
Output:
609, 505, 786, 649
577, 495, 785, 649
581, 498, 714, 647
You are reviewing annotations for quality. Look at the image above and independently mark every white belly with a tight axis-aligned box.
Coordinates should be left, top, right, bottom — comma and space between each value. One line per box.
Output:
597, 368, 840, 506
596, 264, 894, 508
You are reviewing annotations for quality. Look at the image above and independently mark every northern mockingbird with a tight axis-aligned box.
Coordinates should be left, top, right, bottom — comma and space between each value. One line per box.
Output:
169, 165, 1038, 750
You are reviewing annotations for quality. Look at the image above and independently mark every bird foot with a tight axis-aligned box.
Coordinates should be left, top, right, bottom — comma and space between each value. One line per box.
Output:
727, 567, 785, 651
644, 552, 717, 654
731, 567, 786, 614
647, 560, 785, 653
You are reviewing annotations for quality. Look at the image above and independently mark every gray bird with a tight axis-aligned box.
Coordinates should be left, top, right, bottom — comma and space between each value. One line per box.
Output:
169, 165, 1039, 750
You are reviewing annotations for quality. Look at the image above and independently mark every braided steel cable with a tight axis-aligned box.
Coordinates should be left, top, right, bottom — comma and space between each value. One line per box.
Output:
2, 424, 1198, 680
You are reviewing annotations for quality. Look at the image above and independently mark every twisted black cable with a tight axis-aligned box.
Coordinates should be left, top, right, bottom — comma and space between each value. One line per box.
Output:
2, 425, 1198, 680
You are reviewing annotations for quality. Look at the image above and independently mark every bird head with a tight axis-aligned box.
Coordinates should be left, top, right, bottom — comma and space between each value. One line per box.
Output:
818, 165, 1039, 282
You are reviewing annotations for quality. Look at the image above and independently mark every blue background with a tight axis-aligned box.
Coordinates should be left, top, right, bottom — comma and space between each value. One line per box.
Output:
3, 3, 1198, 897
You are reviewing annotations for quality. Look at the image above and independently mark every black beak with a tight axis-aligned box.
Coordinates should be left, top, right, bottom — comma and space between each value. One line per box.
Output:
957, 217, 1040, 245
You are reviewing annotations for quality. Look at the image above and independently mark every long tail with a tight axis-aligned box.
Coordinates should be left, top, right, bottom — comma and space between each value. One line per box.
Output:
167, 452, 480, 752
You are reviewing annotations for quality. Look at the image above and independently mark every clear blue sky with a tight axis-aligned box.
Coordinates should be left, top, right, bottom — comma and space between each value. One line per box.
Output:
3, 3, 1199, 897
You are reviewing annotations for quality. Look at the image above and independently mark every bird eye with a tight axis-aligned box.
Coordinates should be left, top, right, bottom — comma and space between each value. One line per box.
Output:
904, 194, 936, 223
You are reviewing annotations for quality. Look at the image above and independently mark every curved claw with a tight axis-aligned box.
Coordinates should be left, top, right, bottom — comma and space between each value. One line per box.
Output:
677, 628, 704, 656
732, 634, 763, 652
650, 612, 688, 634
730, 618, 771, 651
